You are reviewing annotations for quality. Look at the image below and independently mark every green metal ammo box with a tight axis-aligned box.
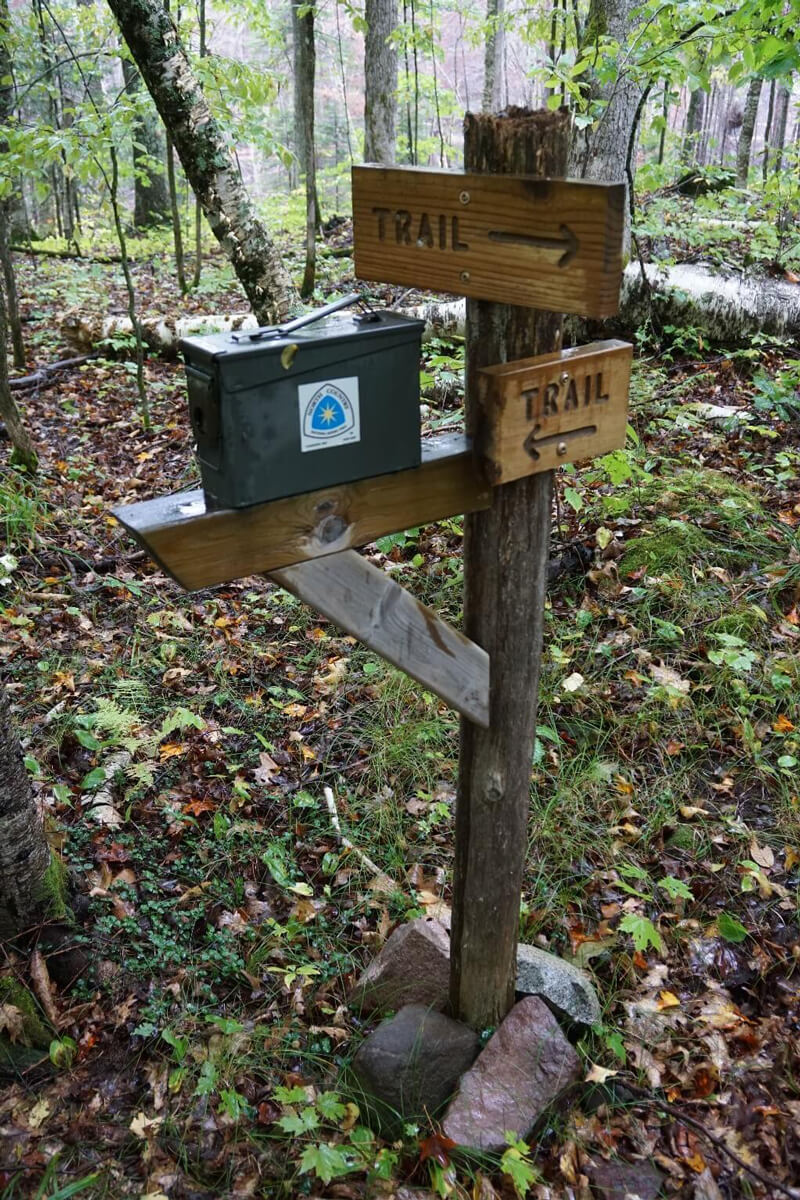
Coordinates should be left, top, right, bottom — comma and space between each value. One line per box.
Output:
179, 297, 425, 510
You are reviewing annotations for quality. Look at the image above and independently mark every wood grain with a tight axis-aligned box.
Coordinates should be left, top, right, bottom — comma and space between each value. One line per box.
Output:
270, 552, 490, 727
112, 434, 490, 591
352, 164, 624, 318
449, 108, 567, 1030
477, 339, 632, 483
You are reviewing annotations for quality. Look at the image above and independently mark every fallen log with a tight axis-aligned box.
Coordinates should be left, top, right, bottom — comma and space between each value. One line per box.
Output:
58, 263, 800, 360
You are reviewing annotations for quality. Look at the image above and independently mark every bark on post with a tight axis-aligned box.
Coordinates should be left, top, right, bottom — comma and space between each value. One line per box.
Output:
0, 680, 53, 939
449, 109, 567, 1031
736, 76, 762, 187
106, 0, 296, 321
364, 0, 398, 163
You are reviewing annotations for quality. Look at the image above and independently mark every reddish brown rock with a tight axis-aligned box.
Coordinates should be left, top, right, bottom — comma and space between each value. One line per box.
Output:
352, 1004, 480, 1136
442, 995, 580, 1153
349, 918, 450, 1015
586, 1159, 664, 1199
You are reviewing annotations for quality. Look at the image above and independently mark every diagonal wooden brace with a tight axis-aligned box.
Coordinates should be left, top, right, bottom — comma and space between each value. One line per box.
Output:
112, 434, 491, 726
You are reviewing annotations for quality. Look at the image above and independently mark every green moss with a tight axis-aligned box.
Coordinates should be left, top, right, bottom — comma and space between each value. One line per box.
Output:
620, 518, 714, 578
641, 468, 765, 530
707, 607, 766, 639
0, 977, 51, 1047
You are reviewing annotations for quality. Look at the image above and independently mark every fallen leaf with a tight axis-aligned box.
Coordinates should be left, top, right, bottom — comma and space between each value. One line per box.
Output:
419, 1131, 457, 1167
0, 1004, 25, 1043
650, 662, 690, 694
585, 1062, 618, 1084
254, 751, 280, 785
657, 990, 681, 1010
786, 846, 800, 871
129, 1111, 163, 1138
182, 797, 215, 816
159, 742, 185, 761
773, 714, 795, 733
749, 839, 774, 869
26, 1098, 51, 1130
680, 805, 710, 819
562, 671, 585, 692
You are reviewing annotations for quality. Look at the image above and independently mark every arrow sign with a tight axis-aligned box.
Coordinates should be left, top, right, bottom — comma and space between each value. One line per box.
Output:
477, 340, 634, 483
488, 224, 579, 268
352, 165, 625, 318
524, 422, 597, 460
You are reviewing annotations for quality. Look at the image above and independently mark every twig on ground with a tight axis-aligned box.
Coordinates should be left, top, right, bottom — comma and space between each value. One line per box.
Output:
322, 785, 397, 886
9, 355, 96, 391
621, 1079, 800, 1199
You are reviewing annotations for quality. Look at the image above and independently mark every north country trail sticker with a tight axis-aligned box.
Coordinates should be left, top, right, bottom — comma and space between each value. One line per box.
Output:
298, 377, 360, 452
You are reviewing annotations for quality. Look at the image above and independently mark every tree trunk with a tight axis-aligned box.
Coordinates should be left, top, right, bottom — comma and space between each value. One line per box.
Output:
762, 78, 776, 181
191, 0, 206, 288
364, 0, 398, 163
771, 80, 791, 175
292, 0, 316, 298
736, 76, 762, 187
106, 0, 297, 322
0, 681, 54, 940
122, 58, 170, 227
482, 0, 506, 111
682, 86, 705, 165
567, 0, 641, 253
166, 136, 187, 293
0, 269, 37, 470
0, 0, 25, 369
450, 109, 567, 1031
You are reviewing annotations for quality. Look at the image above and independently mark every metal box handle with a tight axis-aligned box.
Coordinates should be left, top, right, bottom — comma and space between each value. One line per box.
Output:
231, 291, 374, 343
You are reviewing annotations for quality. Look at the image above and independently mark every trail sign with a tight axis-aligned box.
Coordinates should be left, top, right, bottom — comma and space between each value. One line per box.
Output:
476, 340, 633, 484
352, 165, 625, 318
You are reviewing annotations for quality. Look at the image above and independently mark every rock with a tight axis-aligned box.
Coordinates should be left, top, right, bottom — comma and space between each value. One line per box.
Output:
351, 1003, 480, 1136
349, 918, 451, 1015
585, 1159, 664, 1200
516, 943, 601, 1028
442, 996, 580, 1153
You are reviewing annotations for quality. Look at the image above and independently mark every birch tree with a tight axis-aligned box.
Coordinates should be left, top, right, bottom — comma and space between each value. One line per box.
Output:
106, 0, 297, 322
0, 680, 53, 939
736, 75, 762, 186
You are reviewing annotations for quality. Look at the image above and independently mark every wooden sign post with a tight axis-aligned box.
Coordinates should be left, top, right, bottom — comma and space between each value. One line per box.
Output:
448, 108, 572, 1030
114, 116, 629, 1036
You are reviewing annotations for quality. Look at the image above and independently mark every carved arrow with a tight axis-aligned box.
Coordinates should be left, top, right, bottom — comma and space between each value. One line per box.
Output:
524, 423, 597, 461
488, 223, 579, 268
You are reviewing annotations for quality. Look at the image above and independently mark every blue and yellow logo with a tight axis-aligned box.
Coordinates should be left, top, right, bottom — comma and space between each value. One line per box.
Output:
299, 377, 360, 453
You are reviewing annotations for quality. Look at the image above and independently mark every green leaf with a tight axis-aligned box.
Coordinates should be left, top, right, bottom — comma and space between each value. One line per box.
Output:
80, 767, 106, 791
274, 1084, 308, 1104
564, 486, 583, 513
194, 1059, 218, 1096
75, 729, 102, 751
298, 1142, 354, 1184
618, 913, 663, 954
659, 876, 694, 901
315, 1091, 347, 1121
500, 1133, 540, 1196
49, 1036, 77, 1069
718, 912, 748, 943
277, 1107, 320, 1134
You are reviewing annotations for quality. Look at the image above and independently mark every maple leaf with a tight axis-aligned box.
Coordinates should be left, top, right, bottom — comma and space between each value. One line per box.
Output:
419, 1130, 457, 1167
182, 797, 215, 816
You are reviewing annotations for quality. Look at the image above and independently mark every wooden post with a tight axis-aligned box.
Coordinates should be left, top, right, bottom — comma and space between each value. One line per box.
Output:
449, 109, 569, 1030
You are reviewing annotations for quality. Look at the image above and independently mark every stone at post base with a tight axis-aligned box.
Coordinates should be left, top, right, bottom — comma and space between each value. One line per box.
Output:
516, 942, 601, 1028
348, 918, 451, 1016
442, 995, 581, 1154
350, 1003, 480, 1139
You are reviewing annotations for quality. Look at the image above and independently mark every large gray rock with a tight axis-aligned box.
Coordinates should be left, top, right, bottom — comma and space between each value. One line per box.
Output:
349, 918, 451, 1015
516, 943, 601, 1028
351, 1003, 480, 1137
443, 995, 580, 1153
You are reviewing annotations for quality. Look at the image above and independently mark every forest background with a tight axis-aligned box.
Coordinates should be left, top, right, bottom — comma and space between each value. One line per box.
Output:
1, 0, 800, 1198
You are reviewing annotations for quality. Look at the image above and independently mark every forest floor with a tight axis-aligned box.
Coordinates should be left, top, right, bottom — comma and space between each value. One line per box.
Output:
1, 233, 800, 1200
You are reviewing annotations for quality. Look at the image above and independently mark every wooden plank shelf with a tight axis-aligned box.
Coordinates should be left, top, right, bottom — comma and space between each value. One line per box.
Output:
112, 433, 490, 592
